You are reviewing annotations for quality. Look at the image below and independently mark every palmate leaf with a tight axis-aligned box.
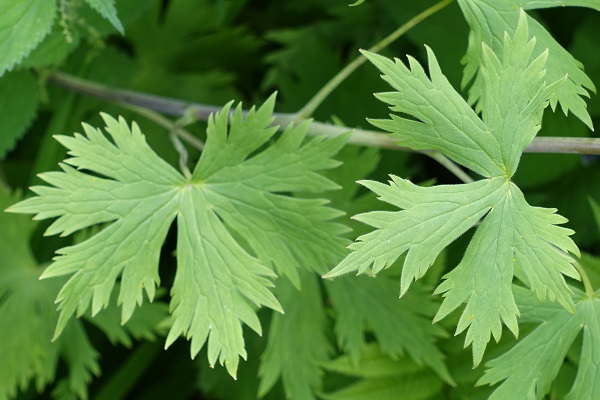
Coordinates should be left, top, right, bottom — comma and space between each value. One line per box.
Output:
479, 286, 600, 399
457, 0, 598, 128
325, 11, 580, 365
8, 95, 348, 378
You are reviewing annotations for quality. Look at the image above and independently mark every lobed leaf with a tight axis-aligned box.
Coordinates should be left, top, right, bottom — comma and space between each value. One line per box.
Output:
326, 177, 506, 295
8, 95, 347, 377
327, 13, 580, 365
363, 49, 503, 178
479, 286, 600, 400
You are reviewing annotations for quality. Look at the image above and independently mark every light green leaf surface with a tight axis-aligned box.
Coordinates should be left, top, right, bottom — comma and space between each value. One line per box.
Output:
457, 0, 597, 128
0, 0, 56, 76
479, 286, 600, 400
366, 47, 503, 178
0, 70, 38, 159
83, 0, 124, 34
8, 95, 347, 377
258, 272, 331, 400
326, 276, 452, 383
520, 0, 600, 12
326, 12, 579, 366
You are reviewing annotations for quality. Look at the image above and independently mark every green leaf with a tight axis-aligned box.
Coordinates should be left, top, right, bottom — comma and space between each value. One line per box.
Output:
8, 95, 348, 378
21, 22, 80, 69
520, 0, 600, 12
83, 0, 124, 34
0, 0, 56, 76
326, 277, 452, 384
326, 11, 579, 366
321, 345, 444, 400
457, 0, 596, 128
478, 286, 600, 400
0, 70, 38, 159
364, 50, 504, 178
258, 272, 332, 399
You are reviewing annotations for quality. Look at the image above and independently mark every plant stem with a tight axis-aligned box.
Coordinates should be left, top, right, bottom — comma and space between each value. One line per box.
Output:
295, 0, 454, 120
574, 261, 595, 298
119, 103, 197, 178
526, 137, 600, 154
427, 151, 474, 183
49, 71, 600, 156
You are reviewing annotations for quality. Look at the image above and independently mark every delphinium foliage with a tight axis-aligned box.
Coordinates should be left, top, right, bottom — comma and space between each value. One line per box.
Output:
1, 1, 600, 399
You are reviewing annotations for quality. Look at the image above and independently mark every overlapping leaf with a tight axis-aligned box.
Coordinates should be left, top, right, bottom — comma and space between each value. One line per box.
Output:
258, 271, 332, 400
326, 276, 452, 384
457, 0, 598, 128
321, 344, 445, 400
8, 95, 348, 377
479, 285, 600, 399
325, 11, 580, 365
0, 70, 38, 159
0, 187, 94, 400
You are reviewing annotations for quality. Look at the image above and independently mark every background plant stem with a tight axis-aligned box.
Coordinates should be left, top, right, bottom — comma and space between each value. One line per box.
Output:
295, 0, 454, 120
49, 72, 600, 156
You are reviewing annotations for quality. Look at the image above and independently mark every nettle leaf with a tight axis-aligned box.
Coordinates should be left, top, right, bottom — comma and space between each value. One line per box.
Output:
83, 0, 124, 34
457, 0, 597, 128
0, 0, 56, 76
0, 70, 38, 159
325, 11, 580, 366
8, 95, 347, 378
479, 285, 600, 400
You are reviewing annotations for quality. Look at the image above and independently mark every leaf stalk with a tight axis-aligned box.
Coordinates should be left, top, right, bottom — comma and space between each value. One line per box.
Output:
574, 261, 595, 298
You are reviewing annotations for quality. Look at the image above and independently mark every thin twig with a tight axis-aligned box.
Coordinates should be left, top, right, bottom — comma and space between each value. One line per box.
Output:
427, 152, 475, 183
117, 102, 205, 151
119, 103, 197, 178
295, 0, 454, 120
